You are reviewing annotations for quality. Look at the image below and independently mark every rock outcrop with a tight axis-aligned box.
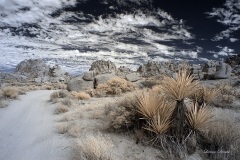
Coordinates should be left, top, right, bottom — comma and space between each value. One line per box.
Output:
89, 60, 117, 75
137, 61, 176, 77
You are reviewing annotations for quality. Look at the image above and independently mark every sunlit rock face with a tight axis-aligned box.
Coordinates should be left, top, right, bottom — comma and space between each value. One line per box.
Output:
0, 0, 204, 75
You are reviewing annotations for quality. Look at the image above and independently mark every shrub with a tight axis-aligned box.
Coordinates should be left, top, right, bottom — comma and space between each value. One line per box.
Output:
57, 122, 70, 134
50, 90, 71, 101
96, 77, 135, 95
72, 91, 91, 100
2, 87, 19, 99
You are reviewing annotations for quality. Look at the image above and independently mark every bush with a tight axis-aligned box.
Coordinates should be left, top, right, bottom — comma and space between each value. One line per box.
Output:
72, 91, 91, 100
96, 77, 135, 96
2, 87, 19, 99
50, 90, 71, 101
55, 104, 69, 114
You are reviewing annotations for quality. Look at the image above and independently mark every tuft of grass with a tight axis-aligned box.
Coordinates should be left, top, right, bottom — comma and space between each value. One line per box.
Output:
96, 77, 135, 95
2, 86, 19, 99
76, 133, 114, 160
55, 104, 69, 114
160, 68, 200, 101
185, 103, 213, 131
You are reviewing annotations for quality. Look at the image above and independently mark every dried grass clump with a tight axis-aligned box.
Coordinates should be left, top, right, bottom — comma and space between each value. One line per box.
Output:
60, 98, 72, 106
141, 77, 162, 88
186, 103, 213, 131
50, 90, 71, 101
200, 121, 240, 160
160, 69, 200, 101
76, 133, 114, 160
106, 95, 137, 132
2, 86, 19, 99
96, 77, 135, 95
72, 91, 91, 100
55, 104, 69, 114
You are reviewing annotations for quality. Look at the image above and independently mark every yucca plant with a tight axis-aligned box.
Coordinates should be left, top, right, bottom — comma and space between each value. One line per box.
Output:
161, 68, 200, 142
144, 100, 175, 135
186, 103, 213, 132
136, 92, 166, 119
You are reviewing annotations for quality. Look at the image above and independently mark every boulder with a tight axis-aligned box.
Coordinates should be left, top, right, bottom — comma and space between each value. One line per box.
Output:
67, 77, 94, 91
82, 71, 95, 81
89, 60, 117, 75
125, 73, 142, 82
15, 59, 50, 78
214, 62, 232, 79
225, 55, 240, 66
94, 74, 116, 88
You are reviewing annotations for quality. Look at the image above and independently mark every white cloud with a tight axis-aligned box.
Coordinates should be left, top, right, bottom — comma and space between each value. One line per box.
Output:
212, 46, 235, 58
207, 0, 240, 41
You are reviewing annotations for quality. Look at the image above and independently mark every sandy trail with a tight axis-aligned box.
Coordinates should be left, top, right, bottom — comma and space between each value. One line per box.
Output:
0, 90, 72, 160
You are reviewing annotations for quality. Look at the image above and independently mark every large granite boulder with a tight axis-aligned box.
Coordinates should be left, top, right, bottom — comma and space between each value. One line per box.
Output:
49, 65, 65, 77
202, 60, 221, 79
214, 62, 232, 79
94, 74, 116, 88
15, 59, 49, 78
67, 77, 94, 91
89, 60, 117, 75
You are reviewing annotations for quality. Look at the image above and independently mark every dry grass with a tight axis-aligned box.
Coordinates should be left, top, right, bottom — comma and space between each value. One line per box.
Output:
76, 133, 114, 160
160, 68, 200, 101
72, 91, 91, 100
200, 120, 240, 160
57, 122, 70, 134
55, 104, 69, 114
60, 98, 72, 106
96, 77, 135, 95
186, 103, 213, 131
2, 86, 19, 99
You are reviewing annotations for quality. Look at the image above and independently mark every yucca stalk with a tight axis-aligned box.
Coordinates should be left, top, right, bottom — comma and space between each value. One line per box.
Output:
161, 68, 200, 143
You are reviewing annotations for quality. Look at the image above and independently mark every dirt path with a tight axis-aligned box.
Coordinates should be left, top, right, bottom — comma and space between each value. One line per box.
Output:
0, 90, 72, 160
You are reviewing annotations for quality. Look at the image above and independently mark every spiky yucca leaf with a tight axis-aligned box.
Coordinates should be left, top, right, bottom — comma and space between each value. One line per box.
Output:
161, 68, 200, 101
186, 103, 213, 131
202, 87, 220, 104
144, 101, 175, 134
135, 92, 165, 119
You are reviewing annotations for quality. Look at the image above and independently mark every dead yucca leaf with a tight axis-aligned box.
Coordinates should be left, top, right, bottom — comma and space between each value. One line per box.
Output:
202, 87, 219, 104
186, 103, 213, 131
144, 101, 175, 134
161, 68, 200, 101
136, 92, 167, 119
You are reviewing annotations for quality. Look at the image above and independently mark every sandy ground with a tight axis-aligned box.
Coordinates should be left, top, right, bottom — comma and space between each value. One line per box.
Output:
0, 90, 73, 160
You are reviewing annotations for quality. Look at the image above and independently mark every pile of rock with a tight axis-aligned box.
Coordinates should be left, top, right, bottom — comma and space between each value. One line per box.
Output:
1, 59, 70, 83
67, 60, 142, 91
137, 61, 177, 77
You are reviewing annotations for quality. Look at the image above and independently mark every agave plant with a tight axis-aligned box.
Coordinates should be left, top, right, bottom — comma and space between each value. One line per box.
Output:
186, 103, 213, 131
